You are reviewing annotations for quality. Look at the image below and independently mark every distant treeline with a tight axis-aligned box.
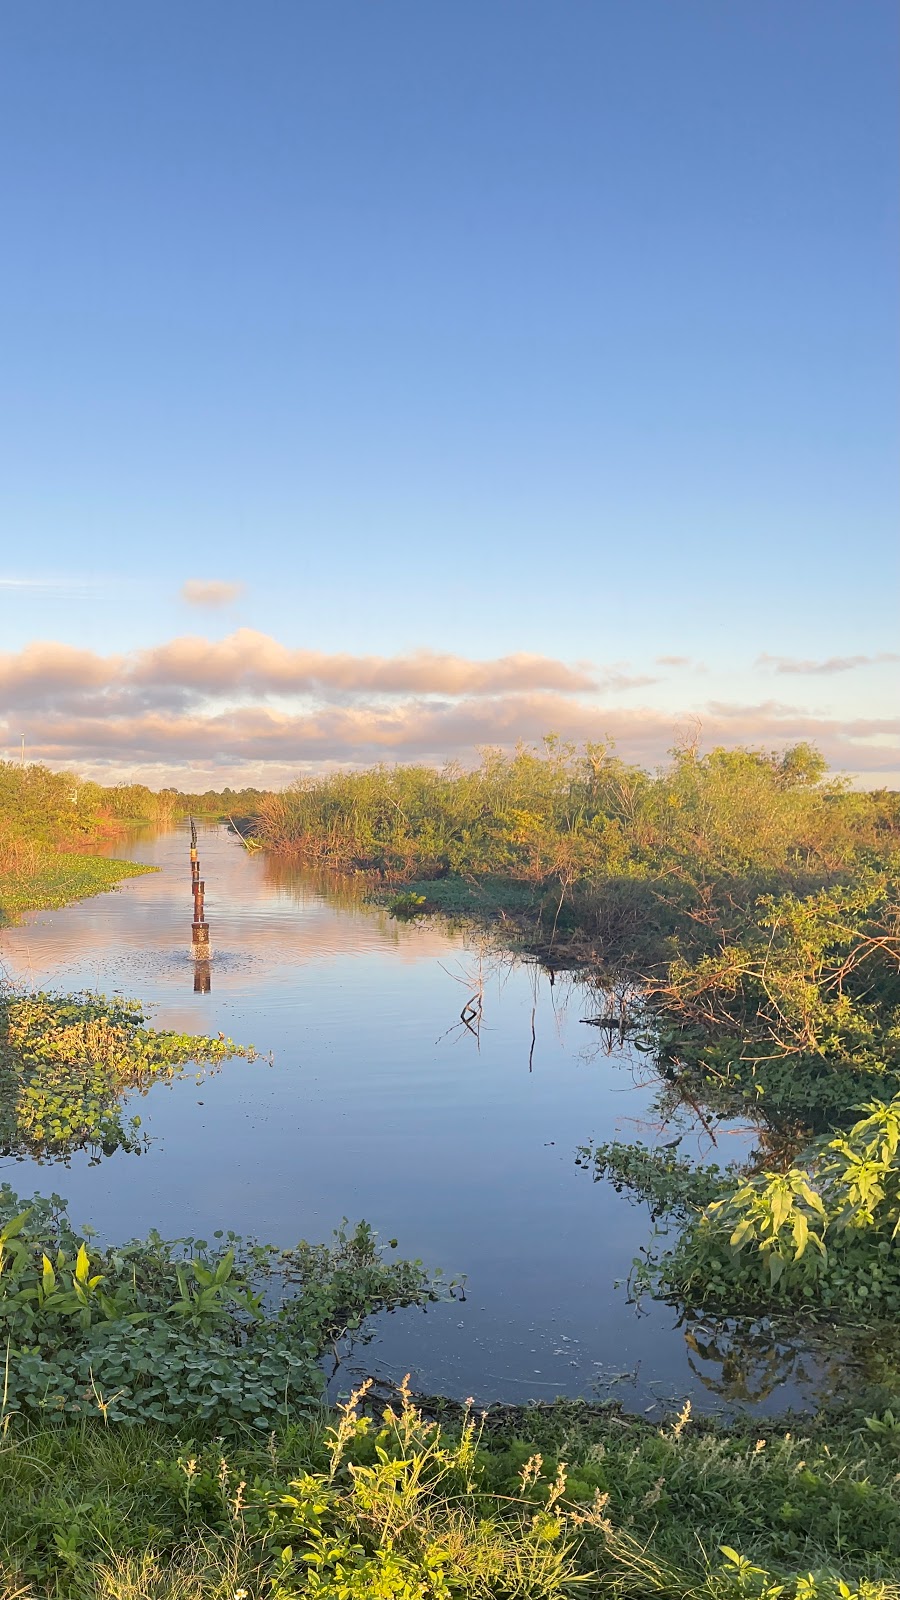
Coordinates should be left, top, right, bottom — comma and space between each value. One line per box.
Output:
92, 779, 267, 824
0, 762, 267, 863
166, 785, 268, 818
0, 764, 267, 921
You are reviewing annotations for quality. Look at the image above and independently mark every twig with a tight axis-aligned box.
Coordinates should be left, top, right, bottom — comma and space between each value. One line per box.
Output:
227, 815, 252, 850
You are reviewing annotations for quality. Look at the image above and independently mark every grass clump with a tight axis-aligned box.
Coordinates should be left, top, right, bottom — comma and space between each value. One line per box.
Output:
384, 876, 545, 924
0, 848, 153, 925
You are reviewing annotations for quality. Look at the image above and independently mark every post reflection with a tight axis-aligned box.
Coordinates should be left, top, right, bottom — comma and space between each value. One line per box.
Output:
193, 956, 211, 993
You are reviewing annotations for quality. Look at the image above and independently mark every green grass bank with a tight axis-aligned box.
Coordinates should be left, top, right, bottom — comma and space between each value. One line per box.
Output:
0, 762, 159, 925
3, 1391, 900, 1599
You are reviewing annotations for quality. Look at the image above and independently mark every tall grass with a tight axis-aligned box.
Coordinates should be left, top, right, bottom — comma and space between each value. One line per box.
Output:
0, 1390, 898, 1597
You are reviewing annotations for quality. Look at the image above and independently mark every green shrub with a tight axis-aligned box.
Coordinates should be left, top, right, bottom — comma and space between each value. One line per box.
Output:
666, 1095, 900, 1313
0, 1189, 437, 1429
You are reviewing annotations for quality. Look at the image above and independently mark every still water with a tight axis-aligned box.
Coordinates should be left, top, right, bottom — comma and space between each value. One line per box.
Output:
0, 823, 828, 1416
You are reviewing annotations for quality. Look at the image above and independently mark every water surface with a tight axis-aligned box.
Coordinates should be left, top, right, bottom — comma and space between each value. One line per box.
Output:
0, 823, 827, 1415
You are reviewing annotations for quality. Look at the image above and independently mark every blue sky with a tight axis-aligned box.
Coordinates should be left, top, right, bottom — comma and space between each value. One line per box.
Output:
0, 3, 897, 783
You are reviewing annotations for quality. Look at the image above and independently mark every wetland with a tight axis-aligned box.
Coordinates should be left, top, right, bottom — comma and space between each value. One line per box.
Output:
0, 819, 784, 1416
2, 748, 899, 1596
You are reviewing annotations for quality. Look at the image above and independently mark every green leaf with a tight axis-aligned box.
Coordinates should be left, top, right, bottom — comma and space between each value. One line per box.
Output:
791, 1210, 809, 1260
0, 1210, 32, 1242
729, 1218, 755, 1251
75, 1242, 91, 1285
794, 1180, 826, 1216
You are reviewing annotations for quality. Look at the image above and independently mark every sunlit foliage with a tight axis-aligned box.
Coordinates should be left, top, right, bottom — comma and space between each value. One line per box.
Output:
0, 762, 157, 922
666, 1095, 900, 1314
255, 739, 897, 900
1, 1384, 898, 1596
257, 740, 900, 1127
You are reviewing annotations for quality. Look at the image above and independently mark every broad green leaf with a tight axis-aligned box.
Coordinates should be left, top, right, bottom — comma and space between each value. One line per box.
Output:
729, 1218, 755, 1251
791, 1211, 809, 1260
794, 1180, 826, 1216
769, 1186, 791, 1233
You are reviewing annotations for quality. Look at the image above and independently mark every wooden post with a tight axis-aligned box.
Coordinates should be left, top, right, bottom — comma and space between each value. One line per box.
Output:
189, 817, 210, 977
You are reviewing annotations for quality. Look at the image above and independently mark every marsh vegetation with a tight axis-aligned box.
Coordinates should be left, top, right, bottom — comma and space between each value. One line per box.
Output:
256, 742, 900, 1291
4, 1382, 900, 1598
0, 992, 254, 1161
